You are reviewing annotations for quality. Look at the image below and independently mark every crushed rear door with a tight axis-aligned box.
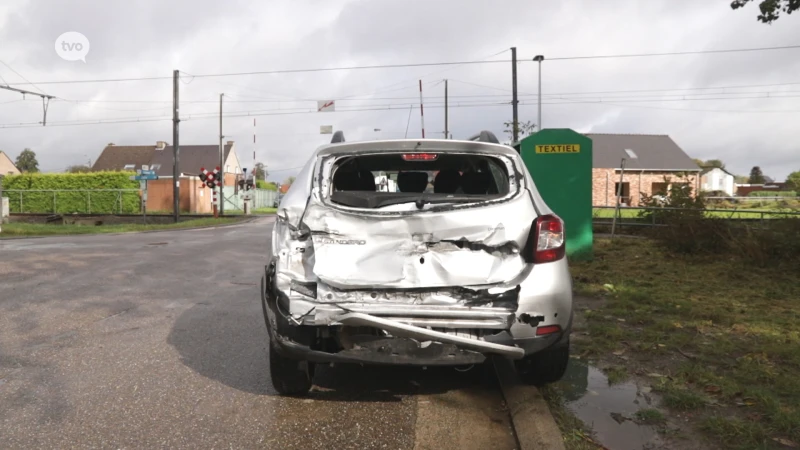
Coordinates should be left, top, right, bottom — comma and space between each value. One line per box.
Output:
301, 150, 537, 289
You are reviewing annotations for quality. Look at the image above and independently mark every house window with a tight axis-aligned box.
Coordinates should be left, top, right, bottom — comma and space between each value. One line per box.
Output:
624, 149, 638, 159
651, 182, 668, 195
149, 164, 161, 171
123, 164, 135, 170
226, 165, 231, 173
615, 182, 631, 205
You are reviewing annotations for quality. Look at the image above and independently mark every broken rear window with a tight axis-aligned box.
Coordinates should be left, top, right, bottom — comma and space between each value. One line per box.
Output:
328, 153, 511, 209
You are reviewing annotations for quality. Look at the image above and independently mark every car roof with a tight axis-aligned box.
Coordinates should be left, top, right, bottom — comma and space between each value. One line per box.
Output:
313, 139, 519, 158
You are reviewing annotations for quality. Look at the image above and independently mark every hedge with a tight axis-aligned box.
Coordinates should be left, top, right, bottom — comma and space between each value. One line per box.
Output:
1, 172, 141, 214
748, 190, 797, 198
256, 180, 277, 191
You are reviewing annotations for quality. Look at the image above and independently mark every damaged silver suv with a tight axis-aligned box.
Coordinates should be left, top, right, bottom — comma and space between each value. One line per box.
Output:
261, 132, 572, 395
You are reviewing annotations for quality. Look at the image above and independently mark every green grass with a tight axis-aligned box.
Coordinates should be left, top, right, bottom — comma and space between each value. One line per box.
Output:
593, 207, 799, 219
541, 385, 606, 450
657, 381, 710, 411
603, 366, 628, 385
571, 238, 800, 446
224, 207, 277, 215
0, 217, 242, 238
634, 409, 666, 425
699, 417, 773, 450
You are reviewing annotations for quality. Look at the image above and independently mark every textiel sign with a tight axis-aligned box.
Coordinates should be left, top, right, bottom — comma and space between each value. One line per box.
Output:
535, 144, 581, 154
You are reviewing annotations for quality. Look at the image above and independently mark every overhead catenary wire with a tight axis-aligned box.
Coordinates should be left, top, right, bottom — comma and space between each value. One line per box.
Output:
269, 165, 305, 172
0, 60, 52, 95
0, 61, 59, 125
17, 79, 800, 106
545, 45, 800, 61
336, 49, 509, 100
5, 94, 800, 129
4, 44, 799, 87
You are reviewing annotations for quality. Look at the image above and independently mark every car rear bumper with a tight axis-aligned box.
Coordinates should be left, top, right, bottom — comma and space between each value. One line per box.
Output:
261, 264, 571, 366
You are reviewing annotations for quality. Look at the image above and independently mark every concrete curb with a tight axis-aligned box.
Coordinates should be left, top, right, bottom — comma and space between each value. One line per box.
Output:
0, 216, 267, 241
492, 357, 566, 450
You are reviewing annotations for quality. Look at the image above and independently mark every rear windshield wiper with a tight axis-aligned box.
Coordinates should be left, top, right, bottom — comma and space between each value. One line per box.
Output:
413, 195, 496, 209
414, 195, 468, 209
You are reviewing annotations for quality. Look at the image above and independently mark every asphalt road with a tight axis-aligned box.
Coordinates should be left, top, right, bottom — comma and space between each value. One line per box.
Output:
0, 217, 518, 449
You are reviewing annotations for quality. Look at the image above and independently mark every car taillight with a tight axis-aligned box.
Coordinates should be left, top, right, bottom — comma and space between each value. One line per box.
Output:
532, 214, 565, 263
402, 153, 438, 161
536, 325, 562, 336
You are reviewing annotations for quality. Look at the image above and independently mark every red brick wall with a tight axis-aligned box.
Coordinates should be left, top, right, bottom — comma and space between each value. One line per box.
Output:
735, 183, 788, 196
592, 169, 699, 206
145, 178, 213, 213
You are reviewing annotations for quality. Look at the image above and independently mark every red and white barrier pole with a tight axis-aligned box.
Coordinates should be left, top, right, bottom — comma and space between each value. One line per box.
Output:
212, 182, 218, 218
419, 79, 425, 138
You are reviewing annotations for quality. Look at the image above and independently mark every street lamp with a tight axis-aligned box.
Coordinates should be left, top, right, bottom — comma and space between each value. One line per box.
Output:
533, 55, 545, 131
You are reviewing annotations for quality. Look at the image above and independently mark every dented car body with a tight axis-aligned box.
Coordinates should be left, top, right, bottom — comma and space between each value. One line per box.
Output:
261, 138, 572, 395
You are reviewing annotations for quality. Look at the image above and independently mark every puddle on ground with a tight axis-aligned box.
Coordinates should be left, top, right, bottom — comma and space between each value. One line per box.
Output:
557, 359, 664, 450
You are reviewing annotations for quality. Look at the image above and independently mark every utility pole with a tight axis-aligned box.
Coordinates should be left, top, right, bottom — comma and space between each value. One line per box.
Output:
533, 55, 545, 131
511, 47, 519, 144
611, 158, 627, 239
0, 85, 55, 126
219, 93, 224, 217
418, 80, 425, 138
172, 70, 180, 223
444, 79, 449, 139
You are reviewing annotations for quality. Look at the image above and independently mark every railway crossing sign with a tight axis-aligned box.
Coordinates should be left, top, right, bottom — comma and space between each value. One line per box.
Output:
199, 167, 221, 189
199, 167, 223, 216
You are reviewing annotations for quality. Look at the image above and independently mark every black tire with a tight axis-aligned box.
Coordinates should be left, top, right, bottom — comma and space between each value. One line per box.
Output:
514, 341, 570, 386
269, 344, 314, 396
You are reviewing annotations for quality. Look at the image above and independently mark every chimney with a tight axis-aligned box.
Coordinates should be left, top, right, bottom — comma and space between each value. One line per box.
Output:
226, 141, 234, 146
156, 141, 167, 150
107, 142, 115, 146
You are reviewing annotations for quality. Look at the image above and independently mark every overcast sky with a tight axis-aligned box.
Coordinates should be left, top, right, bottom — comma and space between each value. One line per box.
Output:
0, 0, 798, 181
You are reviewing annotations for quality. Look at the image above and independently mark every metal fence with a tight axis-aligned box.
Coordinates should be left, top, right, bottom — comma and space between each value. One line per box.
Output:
1, 189, 141, 214
222, 187, 279, 211
593, 205, 800, 228
2, 188, 281, 215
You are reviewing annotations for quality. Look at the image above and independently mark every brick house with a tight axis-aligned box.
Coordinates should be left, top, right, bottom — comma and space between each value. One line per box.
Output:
91, 141, 242, 213
587, 134, 701, 206
0, 150, 21, 176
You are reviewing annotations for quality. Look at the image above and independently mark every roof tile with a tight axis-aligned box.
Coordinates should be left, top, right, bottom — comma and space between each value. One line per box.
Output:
586, 134, 700, 171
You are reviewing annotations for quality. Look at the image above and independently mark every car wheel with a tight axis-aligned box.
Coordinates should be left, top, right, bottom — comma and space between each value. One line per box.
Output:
269, 344, 314, 396
514, 341, 570, 386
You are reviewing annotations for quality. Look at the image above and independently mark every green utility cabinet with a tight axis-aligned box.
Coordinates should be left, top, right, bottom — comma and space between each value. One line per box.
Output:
519, 129, 593, 260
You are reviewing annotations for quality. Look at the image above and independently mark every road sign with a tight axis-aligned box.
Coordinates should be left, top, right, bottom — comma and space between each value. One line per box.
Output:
131, 172, 158, 181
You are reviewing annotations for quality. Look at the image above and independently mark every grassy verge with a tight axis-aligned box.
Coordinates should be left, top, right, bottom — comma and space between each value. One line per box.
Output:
540, 385, 605, 450
0, 217, 243, 238
593, 207, 799, 219
224, 207, 277, 215
569, 237, 800, 449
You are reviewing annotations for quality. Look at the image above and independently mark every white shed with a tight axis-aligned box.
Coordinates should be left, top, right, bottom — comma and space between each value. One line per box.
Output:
700, 167, 735, 196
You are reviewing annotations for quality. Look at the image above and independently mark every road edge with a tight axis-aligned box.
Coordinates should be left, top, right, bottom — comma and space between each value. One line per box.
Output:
0, 215, 268, 241
492, 357, 566, 450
